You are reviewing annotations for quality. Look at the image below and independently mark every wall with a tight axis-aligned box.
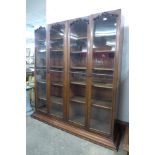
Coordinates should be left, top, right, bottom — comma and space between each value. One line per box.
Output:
46, 0, 129, 122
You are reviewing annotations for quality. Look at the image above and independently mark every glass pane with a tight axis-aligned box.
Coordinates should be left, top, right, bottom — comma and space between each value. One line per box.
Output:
36, 82, 47, 113
36, 69, 46, 82
70, 69, 86, 85
49, 23, 65, 118
50, 84, 63, 118
90, 107, 112, 134
50, 24, 64, 39
50, 52, 63, 68
69, 18, 88, 125
36, 48, 46, 68
37, 98, 47, 113
50, 102, 63, 118
93, 13, 117, 51
37, 83, 46, 99
35, 27, 46, 69
92, 70, 113, 88
92, 87, 112, 108
69, 102, 85, 125
93, 52, 114, 69
89, 14, 117, 133
69, 85, 85, 125
35, 27, 47, 113
51, 71, 63, 86
35, 27, 46, 41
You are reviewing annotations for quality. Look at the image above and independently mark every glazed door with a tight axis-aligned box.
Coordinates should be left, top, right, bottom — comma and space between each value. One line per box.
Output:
35, 27, 48, 113
89, 13, 118, 135
68, 18, 89, 126
48, 22, 67, 119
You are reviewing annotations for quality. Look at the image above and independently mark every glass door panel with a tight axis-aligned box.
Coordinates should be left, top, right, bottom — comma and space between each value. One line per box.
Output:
50, 85, 63, 117
49, 23, 65, 118
69, 85, 85, 125
90, 13, 117, 134
35, 27, 47, 113
90, 107, 112, 134
92, 87, 112, 109
93, 14, 117, 51
68, 18, 89, 126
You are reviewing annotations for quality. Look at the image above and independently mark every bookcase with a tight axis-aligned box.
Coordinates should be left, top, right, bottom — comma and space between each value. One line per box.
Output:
33, 9, 122, 150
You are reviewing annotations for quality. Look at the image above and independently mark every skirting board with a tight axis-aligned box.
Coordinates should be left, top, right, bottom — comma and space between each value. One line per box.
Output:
32, 112, 122, 150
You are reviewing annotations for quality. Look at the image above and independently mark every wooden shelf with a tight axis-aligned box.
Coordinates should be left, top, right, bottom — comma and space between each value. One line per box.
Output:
93, 83, 113, 89
93, 49, 115, 53
37, 39, 46, 42
70, 81, 86, 86
50, 37, 63, 40
38, 97, 47, 101
50, 69, 63, 73
70, 36, 87, 40
37, 80, 46, 84
50, 49, 64, 52
94, 34, 116, 38
51, 96, 63, 105
70, 71, 86, 75
71, 67, 86, 70
50, 66, 64, 69
51, 82, 63, 87
71, 51, 87, 54
93, 68, 114, 71
38, 50, 46, 53
36, 66, 46, 69
92, 72, 113, 76
36, 68, 46, 71
92, 99, 112, 110
70, 96, 85, 104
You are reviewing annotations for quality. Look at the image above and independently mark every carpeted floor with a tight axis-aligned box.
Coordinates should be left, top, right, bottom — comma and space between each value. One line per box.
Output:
26, 116, 126, 155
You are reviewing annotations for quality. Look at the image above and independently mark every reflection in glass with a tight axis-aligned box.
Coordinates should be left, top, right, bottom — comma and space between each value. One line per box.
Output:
36, 52, 46, 68
68, 18, 88, 126
93, 14, 117, 51
92, 70, 113, 86
90, 107, 111, 134
69, 84, 85, 125
70, 70, 86, 84
50, 24, 64, 39
36, 69, 46, 82
93, 52, 114, 69
37, 98, 47, 113
50, 52, 63, 68
69, 102, 85, 125
51, 71, 63, 86
50, 84, 63, 118
37, 83, 46, 99
49, 23, 65, 118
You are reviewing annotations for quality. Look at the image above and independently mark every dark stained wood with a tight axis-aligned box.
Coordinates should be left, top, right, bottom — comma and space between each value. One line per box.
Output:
35, 27, 48, 114
66, 20, 70, 121
46, 24, 51, 114
85, 16, 90, 128
110, 9, 122, 137
32, 112, 121, 150
86, 15, 93, 129
123, 126, 129, 153
34, 9, 123, 150
63, 21, 68, 121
